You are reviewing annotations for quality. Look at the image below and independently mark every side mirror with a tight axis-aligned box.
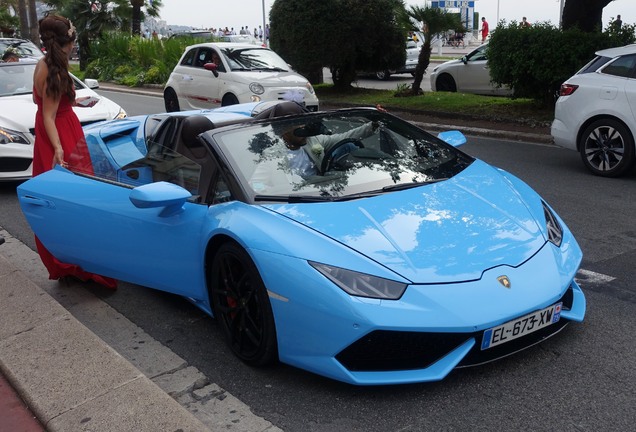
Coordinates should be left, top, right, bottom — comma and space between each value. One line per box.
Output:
461, 56, 468, 65
203, 62, 219, 77
437, 130, 466, 147
84, 78, 99, 89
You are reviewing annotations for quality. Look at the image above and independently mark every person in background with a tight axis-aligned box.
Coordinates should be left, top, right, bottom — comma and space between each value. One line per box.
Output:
614, 14, 622, 30
520, 16, 531, 28
480, 17, 489, 43
32, 13, 117, 289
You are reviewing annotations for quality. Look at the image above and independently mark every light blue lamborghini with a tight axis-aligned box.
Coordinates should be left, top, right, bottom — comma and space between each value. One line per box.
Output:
17, 101, 586, 385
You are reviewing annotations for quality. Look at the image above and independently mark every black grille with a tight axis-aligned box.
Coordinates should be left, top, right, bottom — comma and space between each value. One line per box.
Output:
335, 285, 576, 372
0, 157, 32, 172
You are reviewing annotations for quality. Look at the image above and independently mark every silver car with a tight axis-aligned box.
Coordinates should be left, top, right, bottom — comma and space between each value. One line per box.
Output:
430, 44, 511, 96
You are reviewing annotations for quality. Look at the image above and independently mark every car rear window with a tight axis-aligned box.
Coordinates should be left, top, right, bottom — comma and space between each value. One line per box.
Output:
578, 55, 612, 74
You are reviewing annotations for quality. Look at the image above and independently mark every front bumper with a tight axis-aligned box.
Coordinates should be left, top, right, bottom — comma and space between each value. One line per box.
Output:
257, 232, 585, 385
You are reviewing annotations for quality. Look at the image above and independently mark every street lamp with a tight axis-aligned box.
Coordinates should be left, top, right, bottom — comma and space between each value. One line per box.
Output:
262, 0, 267, 45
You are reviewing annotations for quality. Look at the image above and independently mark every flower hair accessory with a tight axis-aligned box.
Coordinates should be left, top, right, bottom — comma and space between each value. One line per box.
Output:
67, 20, 76, 37
311, 144, 323, 156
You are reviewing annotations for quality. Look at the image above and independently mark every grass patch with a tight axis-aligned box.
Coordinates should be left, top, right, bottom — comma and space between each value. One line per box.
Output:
315, 85, 554, 124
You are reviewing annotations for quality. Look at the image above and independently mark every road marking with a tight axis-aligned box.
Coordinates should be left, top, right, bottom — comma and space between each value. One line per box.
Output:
576, 268, 616, 284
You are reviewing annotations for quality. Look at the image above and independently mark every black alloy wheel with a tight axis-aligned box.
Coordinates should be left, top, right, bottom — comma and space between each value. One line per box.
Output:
579, 118, 635, 177
210, 242, 278, 366
164, 88, 180, 112
436, 74, 457, 92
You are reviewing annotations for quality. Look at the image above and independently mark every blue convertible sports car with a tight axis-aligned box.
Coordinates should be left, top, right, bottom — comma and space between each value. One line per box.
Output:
17, 101, 586, 385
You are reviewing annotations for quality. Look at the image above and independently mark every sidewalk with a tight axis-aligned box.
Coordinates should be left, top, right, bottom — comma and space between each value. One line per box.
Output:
0, 234, 210, 432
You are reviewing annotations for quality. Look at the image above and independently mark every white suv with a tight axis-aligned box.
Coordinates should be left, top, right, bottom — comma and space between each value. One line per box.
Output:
164, 42, 319, 112
552, 44, 636, 177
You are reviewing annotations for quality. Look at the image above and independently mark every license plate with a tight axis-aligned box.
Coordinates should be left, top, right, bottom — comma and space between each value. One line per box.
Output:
481, 303, 562, 350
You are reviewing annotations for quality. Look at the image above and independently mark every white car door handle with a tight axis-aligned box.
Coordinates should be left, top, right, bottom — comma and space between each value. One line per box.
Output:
182, 75, 193, 81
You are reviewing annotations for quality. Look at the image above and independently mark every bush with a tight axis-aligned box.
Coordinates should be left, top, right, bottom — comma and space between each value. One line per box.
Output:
488, 20, 636, 106
84, 32, 190, 86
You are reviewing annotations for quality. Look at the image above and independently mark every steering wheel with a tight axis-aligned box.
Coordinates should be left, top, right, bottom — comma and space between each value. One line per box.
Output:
321, 138, 365, 173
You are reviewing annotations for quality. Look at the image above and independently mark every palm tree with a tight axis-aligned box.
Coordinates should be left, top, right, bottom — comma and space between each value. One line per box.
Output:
131, 0, 162, 36
407, 5, 461, 96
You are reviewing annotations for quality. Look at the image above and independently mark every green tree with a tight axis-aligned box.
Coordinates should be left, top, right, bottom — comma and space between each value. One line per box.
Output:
0, 1, 19, 36
406, 5, 461, 96
45, 0, 129, 70
270, 0, 408, 90
130, 0, 162, 36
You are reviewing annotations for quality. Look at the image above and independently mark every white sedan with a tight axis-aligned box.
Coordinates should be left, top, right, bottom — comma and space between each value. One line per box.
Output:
552, 44, 636, 177
430, 44, 511, 96
0, 60, 127, 181
163, 42, 319, 112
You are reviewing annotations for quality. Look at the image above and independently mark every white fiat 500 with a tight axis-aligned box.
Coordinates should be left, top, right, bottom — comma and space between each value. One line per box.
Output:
0, 60, 126, 181
164, 42, 319, 112
552, 44, 636, 177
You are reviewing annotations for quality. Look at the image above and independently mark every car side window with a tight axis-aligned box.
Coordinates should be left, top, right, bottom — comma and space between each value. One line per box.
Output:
601, 54, 636, 78
194, 48, 214, 68
180, 49, 196, 67
468, 47, 487, 62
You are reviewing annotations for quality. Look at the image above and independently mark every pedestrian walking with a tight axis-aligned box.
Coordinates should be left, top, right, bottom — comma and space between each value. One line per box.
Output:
480, 17, 489, 42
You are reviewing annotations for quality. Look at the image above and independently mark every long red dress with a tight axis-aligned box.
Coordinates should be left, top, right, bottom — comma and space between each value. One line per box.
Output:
33, 87, 117, 289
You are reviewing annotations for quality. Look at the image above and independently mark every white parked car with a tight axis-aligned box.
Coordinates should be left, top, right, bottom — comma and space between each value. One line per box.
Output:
0, 38, 43, 60
374, 39, 420, 80
0, 60, 127, 181
164, 42, 319, 112
430, 44, 511, 96
552, 44, 636, 177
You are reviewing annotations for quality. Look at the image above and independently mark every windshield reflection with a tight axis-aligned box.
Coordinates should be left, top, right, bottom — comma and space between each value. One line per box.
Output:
212, 110, 473, 200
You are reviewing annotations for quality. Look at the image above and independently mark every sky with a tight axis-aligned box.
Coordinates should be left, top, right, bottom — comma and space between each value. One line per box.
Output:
158, 0, 632, 31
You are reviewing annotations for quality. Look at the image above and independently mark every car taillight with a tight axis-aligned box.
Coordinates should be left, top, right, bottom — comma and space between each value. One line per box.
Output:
560, 84, 579, 96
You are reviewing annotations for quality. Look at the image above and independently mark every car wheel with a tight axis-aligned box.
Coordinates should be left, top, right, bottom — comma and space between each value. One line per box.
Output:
210, 242, 278, 366
222, 94, 239, 106
376, 70, 390, 80
436, 74, 457, 92
164, 88, 180, 112
579, 118, 636, 177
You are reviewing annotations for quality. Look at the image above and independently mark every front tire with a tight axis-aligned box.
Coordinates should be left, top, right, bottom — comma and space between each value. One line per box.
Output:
222, 94, 239, 106
376, 70, 390, 80
164, 88, 180, 112
579, 118, 635, 177
210, 242, 277, 366
436, 74, 457, 92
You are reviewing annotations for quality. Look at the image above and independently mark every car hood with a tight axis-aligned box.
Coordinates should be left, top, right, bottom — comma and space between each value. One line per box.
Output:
264, 161, 547, 284
434, 58, 462, 72
0, 89, 123, 132
228, 70, 309, 86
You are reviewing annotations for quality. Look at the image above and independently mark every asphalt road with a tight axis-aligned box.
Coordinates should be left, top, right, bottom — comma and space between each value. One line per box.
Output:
1, 91, 635, 431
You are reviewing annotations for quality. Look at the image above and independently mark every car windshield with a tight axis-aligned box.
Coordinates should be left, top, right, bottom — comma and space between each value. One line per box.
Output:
0, 63, 35, 96
210, 109, 473, 201
221, 47, 289, 71
0, 62, 85, 97
0, 39, 43, 59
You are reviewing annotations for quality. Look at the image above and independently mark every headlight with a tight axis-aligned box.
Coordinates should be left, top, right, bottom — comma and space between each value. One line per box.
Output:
249, 82, 264, 94
542, 201, 563, 247
114, 108, 127, 119
0, 127, 30, 145
310, 262, 407, 300
306, 82, 315, 95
